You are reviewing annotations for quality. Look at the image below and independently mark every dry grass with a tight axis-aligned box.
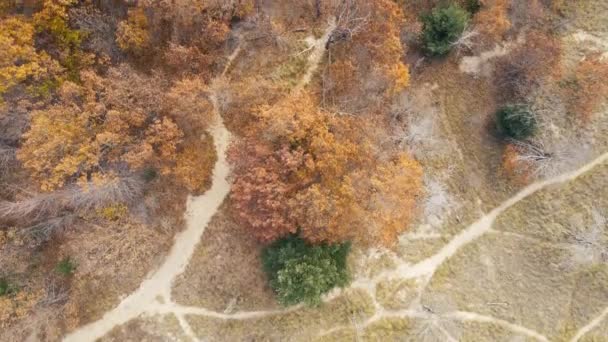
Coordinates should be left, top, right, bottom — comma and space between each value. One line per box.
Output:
171, 202, 277, 312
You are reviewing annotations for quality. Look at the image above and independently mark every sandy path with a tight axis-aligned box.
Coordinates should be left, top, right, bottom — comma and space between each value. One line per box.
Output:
63, 115, 232, 342
364, 151, 608, 285
295, 18, 336, 91
570, 305, 608, 341
63, 65, 233, 342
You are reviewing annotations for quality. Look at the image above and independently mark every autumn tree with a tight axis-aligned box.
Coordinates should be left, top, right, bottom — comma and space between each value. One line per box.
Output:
231, 93, 423, 246
473, 0, 511, 42
173, 134, 217, 193
165, 78, 214, 135
0, 17, 62, 99
501, 143, 534, 184
17, 67, 188, 191
563, 55, 608, 121
115, 7, 150, 55
323, 0, 410, 112
230, 143, 300, 242
136, 0, 253, 52
0, 1, 16, 15
33, 0, 92, 81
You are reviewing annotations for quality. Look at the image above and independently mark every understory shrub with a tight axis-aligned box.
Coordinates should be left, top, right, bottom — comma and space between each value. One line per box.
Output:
421, 5, 470, 56
262, 235, 351, 306
496, 105, 537, 140
464, 0, 482, 14
0, 278, 17, 296
55, 257, 77, 276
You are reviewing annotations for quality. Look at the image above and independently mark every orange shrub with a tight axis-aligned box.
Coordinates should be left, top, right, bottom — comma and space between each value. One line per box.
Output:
564, 55, 608, 121
501, 143, 533, 185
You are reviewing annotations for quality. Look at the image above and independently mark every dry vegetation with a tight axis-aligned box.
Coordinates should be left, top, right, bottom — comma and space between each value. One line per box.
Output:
1, 0, 607, 340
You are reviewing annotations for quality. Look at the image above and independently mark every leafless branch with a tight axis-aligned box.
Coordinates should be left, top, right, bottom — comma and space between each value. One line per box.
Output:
450, 26, 479, 53
22, 215, 75, 247
326, 0, 369, 49
0, 145, 15, 174
0, 177, 142, 223
39, 279, 69, 306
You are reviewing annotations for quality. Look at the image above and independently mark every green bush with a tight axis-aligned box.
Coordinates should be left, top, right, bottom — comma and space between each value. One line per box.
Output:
496, 105, 537, 140
0, 278, 17, 296
143, 167, 158, 182
56, 257, 77, 276
421, 5, 470, 56
262, 235, 351, 306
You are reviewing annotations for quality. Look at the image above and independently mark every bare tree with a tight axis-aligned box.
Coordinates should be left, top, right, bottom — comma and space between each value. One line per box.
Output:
65, 177, 143, 213
0, 144, 15, 176
0, 191, 63, 222
21, 215, 76, 247
0, 177, 143, 243
326, 0, 369, 49
38, 279, 69, 306
450, 26, 479, 54
562, 209, 608, 270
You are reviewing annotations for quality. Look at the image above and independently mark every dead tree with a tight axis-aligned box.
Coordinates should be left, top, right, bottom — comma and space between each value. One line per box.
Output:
0, 144, 15, 175
508, 139, 553, 179
0, 177, 142, 223
326, 0, 369, 49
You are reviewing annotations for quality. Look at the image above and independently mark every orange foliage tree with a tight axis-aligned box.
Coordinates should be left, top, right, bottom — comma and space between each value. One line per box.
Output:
324, 0, 410, 111
0, 17, 62, 99
564, 55, 608, 121
474, 0, 511, 41
231, 93, 423, 246
18, 67, 216, 192
116, 7, 151, 55
501, 143, 533, 185
33, 0, 92, 81
165, 78, 214, 135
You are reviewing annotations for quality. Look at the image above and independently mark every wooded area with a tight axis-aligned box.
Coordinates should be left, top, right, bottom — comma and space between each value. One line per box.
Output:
1, 0, 607, 340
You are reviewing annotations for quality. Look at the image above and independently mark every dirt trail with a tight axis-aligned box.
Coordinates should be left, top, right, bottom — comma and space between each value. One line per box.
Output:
364, 151, 608, 285
63, 21, 338, 342
295, 17, 336, 91
570, 305, 608, 342
63, 107, 232, 342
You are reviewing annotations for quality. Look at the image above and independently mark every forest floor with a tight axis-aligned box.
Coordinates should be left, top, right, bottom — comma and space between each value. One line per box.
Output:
49, 1, 608, 341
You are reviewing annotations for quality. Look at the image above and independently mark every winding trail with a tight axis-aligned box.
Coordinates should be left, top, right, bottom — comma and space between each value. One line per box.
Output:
63, 56, 235, 342
362, 150, 608, 285
63, 111, 232, 342
295, 17, 336, 91
570, 305, 608, 342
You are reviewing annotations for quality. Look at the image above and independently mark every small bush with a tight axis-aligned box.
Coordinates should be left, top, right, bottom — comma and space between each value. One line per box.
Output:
55, 256, 77, 276
464, 0, 482, 14
496, 105, 537, 140
420, 5, 470, 56
494, 32, 562, 103
262, 235, 351, 306
96, 203, 128, 221
116, 8, 150, 55
143, 167, 158, 182
0, 278, 18, 296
